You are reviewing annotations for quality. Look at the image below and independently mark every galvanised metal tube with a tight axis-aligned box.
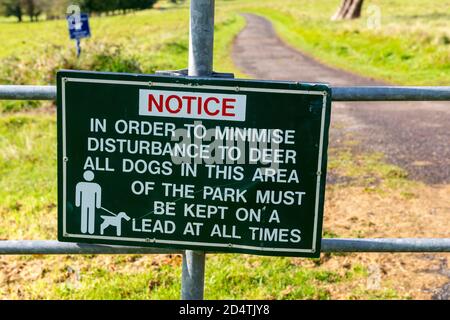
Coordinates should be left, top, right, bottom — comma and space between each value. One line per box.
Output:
1, 239, 449, 254
181, 250, 206, 300
0, 85, 56, 100
323, 238, 450, 252
0, 240, 182, 254
2, 85, 450, 101
181, 0, 216, 301
188, 0, 215, 77
332, 86, 450, 101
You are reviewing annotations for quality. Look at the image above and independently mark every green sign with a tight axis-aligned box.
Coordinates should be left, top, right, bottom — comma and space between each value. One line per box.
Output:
57, 70, 331, 257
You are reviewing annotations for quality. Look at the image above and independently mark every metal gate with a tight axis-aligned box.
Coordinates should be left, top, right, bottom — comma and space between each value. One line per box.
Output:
1, 0, 450, 300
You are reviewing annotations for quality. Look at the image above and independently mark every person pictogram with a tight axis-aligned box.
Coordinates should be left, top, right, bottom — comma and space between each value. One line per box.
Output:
75, 170, 101, 234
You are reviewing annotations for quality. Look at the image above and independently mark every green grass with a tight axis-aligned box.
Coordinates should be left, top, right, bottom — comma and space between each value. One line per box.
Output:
326, 128, 421, 196
1, 0, 449, 113
0, 1, 246, 112
32, 256, 182, 299
0, 115, 56, 239
1, 0, 449, 112
12, 254, 372, 299
235, 0, 450, 85
349, 288, 403, 300
0, 115, 412, 300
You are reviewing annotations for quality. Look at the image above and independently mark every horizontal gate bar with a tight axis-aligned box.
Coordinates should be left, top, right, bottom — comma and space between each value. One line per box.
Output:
0, 239, 449, 255
1, 85, 450, 101
0, 240, 182, 255
322, 238, 450, 252
332, 86, 450, 101
0, 85, 56, 100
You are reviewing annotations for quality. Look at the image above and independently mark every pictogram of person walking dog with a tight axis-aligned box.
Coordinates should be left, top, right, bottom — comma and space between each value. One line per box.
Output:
75, 170, 130, 236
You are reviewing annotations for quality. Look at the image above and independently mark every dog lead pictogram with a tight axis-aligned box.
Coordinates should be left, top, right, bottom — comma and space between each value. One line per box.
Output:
99, 207, 131, 237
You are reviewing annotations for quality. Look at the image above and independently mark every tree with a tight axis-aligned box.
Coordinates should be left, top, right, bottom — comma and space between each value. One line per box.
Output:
0, 0, 50, 22
44, 0, 70, 20
331, 0, 365, 20
22, 0, 45, 21
0, 0, 157, 21
80, 0, 157, 15
0, 0, 23, 22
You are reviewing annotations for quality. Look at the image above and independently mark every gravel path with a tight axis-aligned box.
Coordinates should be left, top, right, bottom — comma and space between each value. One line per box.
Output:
232, 14, 450, 185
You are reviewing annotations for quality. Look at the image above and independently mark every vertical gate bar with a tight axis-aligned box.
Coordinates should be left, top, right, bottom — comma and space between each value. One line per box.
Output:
188, 0, 215, 77
181, 0, 215, 300
181, 250, 206, 300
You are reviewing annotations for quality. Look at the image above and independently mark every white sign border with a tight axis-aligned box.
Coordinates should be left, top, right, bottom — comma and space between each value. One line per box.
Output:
61, 76, 328, 254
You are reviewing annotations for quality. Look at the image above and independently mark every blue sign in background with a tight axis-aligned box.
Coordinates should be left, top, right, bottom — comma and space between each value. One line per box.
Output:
67, 13, 91, 40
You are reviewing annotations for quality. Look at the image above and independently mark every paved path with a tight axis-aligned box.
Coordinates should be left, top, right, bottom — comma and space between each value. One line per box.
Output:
232, 14, 450, 184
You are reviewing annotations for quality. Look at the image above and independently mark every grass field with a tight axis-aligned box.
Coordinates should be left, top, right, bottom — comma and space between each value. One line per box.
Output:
1, 0, 449, 111
4, 111, 447, 299
1, 0, 449, 299
0, 115, 414, 300
243, 0, 450, 86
